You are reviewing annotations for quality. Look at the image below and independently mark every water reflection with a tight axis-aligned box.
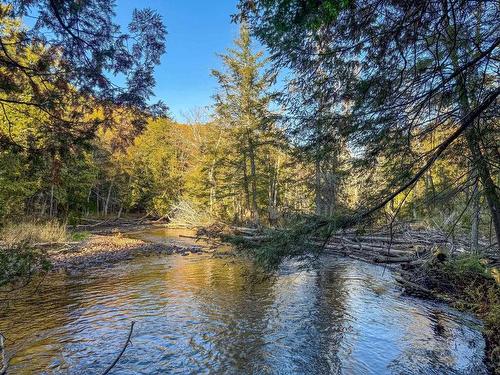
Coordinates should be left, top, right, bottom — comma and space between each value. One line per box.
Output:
0, 253, 488, 374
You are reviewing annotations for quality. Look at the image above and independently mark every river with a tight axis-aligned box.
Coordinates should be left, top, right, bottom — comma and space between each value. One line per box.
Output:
0, 229, 489, 374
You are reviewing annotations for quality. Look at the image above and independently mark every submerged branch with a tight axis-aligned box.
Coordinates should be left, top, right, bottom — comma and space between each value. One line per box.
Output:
102, 321, 135, 375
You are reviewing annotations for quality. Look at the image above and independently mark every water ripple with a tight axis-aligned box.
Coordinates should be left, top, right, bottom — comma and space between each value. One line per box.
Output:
0, 253, 489, 374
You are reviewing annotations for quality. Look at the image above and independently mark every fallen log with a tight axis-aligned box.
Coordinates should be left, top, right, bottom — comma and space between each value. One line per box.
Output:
178, 234, 212, 242
75, 219, 113, 228
330, 235, 414, 244
374, 256, 416, 263
323, 243, 418, 258
232, 227, 259, 234
240, 235, 269, 242
394, 276, 436, 297
33, 241, 80, 248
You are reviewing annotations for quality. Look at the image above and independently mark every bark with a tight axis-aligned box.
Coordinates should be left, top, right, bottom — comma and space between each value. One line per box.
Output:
49, 184, 54, 217
315, 158, 323, 215
268, 154, 280, 224
104, 183, 113, 216
470, 178, 480, 253
248, 139, 259, 223
96, 189, 99, 216
242, 153, 251, 220
465, 128, 500, 248
208, 161, 216, 214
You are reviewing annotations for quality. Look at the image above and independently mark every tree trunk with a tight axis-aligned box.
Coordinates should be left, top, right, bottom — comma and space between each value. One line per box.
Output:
248, 139, 259, 223
242, 153, 251, 219
446, 6, 500, 249
455, 68, 500, 249
208, 161, 216, 214
104, 183, 113, 216
49, 184, 54, 217
465, 128, 500, 248
470, 178, 480, 253
315, 158, 323, 215
268, 154, 280, 224
96, 189, 99, 216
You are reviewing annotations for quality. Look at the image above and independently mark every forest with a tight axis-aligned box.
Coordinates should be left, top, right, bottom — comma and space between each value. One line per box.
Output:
0, 0, 499, 374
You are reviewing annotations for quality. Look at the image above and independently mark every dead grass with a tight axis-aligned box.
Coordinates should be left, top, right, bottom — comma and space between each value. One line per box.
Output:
0, 221, 68, 247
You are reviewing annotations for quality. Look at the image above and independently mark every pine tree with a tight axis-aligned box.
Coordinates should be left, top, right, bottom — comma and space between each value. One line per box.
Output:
241, 0, 500, 246
211, 23, 276, 224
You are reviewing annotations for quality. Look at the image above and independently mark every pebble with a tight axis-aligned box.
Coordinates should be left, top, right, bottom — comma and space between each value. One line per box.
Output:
48, 234, 210, 271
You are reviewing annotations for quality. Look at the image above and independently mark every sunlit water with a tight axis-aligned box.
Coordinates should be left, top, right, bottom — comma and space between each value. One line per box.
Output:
0, 230, 489, 374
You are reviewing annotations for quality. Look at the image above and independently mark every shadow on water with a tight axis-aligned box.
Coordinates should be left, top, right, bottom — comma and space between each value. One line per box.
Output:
0, 230, 489, 374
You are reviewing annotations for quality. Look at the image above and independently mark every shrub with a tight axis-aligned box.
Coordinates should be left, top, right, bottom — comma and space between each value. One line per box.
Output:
0, 246, 51, 287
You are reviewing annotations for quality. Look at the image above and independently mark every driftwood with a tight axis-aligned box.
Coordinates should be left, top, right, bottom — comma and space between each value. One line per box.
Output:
102, 321, 135, 375
0, 241, 81, 252
80, 218, 102, 223
203, 223, 497, 266
240, 235, 268, 242
233, 227, 259, 235
178, 234, 200, 240
373, 256, 416, 263
76, 218, 113, 228
326, 239, 420, 256
178, 234, 211, 241
320, 225, 491, 264
33, 241, 80, 248
394, 276, 435, 297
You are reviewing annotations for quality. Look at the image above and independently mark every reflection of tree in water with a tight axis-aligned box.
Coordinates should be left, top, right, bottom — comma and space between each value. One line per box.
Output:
295, 263, 350, 374
184, 257, 351, 374
241, 259, 350, 374
187, 257, 279, 374
0, 272, 101, 373
389, 307, 485, 374
0, 256, 488, 374
429, 310, 447, 338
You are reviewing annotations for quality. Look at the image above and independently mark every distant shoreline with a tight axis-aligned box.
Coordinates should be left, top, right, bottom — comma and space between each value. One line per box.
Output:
49, 229, 207, 272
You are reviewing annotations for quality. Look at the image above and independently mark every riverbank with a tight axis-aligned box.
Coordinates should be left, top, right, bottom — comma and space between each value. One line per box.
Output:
48, 234, 206, 272
399, 256, 500, 374
0, 220, 215, 285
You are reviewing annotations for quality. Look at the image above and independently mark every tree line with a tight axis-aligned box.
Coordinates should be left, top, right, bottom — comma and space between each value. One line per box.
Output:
1, 0, 498, 250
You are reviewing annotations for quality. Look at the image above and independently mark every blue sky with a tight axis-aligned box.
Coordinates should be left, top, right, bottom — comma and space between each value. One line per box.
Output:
115, 0, 240, 121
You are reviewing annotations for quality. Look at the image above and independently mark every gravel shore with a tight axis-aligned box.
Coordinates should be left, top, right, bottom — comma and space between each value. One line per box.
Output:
49, 234, 205, 271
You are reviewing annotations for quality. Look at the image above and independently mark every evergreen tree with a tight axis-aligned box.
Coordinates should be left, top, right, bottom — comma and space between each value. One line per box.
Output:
211, 23, 276, 224
240, 0, 500, 246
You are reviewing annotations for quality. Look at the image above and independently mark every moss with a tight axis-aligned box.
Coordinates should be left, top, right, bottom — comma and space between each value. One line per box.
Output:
70, 231, 91, 241
443, 255, 489, 278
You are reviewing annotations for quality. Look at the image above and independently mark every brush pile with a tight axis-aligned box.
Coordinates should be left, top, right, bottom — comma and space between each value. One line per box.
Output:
215, 223, 498, 267
325, 225, 498, 266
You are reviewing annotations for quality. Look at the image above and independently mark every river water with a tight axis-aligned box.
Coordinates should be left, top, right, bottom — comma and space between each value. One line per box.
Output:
0, 229, 489, 374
